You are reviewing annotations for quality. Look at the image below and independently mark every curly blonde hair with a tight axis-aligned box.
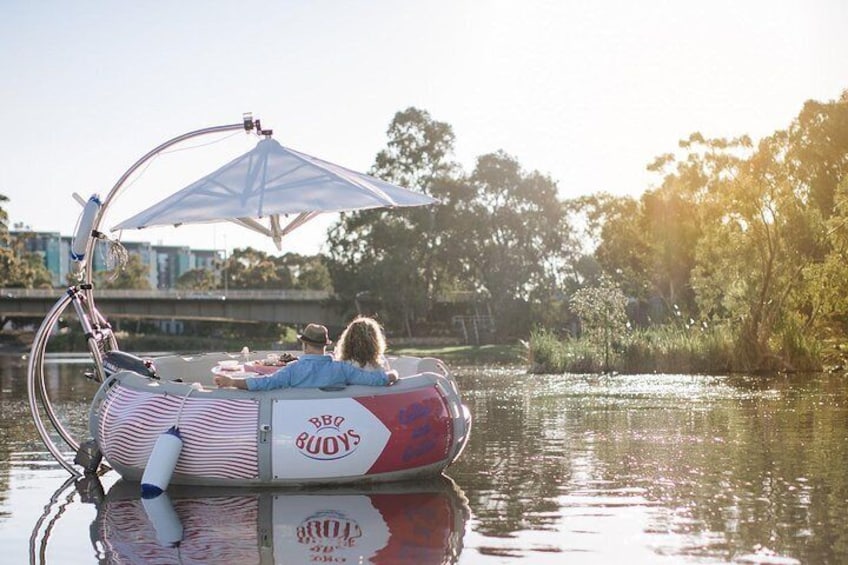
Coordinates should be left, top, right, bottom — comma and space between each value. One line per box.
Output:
336, 316, 386, 368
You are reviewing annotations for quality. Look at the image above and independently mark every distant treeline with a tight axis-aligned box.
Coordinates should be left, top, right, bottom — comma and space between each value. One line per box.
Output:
3, 92, 848, 373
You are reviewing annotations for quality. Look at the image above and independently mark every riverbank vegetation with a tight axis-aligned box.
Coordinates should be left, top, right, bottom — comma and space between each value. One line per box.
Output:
529, 325, 826, 375
327, 93, 848, 374
3, 90, 848, 375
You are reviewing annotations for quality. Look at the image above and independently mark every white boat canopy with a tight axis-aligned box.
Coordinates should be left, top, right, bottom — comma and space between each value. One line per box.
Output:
112, 137, 437, 249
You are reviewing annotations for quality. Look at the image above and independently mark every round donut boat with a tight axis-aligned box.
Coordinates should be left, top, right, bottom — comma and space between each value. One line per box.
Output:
26, 115, 472, 485
91, 352, 472, 486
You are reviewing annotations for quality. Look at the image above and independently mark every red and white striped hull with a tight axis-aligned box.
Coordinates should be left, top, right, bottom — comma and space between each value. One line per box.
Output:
92, 365, 471, 486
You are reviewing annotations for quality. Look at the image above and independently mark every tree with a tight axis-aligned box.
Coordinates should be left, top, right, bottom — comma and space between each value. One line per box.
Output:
571, 277, 628, 372
582, 92, 848, 370
225, 247, 294, 290
640, 188, 701, 318
809, 176, 848, 323
787, 92, 848, 336
372, 107, 458, 191
786, 92, 848, 217
176, 268, 218, 291
221, 248, 332, 291
327, 108, 461, 334
0, 194, 53, 289
459, 151, 573, 337
328, 108, 579, 338
684, 125, 825, 370
570, 193, 651, 303
97, 252, 152, 290
279, 253, 332, 291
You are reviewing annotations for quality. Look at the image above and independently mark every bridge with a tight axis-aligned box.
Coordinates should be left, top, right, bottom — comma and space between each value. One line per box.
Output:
0, 288, 345, 326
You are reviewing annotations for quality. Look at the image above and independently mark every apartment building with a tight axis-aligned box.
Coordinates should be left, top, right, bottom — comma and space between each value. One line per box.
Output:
13, 231, 220, 289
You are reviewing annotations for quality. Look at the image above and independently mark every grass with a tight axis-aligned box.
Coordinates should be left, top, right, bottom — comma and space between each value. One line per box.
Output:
530, 325, 741, 374
528, 323, 825, 375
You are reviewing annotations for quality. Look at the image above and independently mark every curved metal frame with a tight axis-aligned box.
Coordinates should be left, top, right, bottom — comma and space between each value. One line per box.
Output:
27, 117, 255, 474
28, 475, 77, 565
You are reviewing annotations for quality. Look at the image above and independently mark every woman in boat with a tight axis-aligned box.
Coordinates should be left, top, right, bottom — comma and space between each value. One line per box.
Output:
214, 323, 398, 390
335, 316, 391, 371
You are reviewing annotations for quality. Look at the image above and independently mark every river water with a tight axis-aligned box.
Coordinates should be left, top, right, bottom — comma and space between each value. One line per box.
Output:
1, 354, 847, 564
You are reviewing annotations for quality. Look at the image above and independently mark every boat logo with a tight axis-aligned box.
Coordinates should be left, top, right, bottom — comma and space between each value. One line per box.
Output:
295, 414, 362, 460
297, 510, 363, 550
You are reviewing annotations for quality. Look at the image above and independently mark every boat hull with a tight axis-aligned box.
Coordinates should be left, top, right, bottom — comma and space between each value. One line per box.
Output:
91, 477, 469, 564
91, 360, 471, 486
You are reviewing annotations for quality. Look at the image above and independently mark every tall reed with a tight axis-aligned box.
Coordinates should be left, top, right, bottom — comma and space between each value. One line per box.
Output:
529, 324, 756, 374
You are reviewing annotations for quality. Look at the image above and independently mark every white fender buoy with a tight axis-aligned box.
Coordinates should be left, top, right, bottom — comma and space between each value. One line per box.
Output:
70, 193, 101, 262
141, 491, 184, 547
141, 426, 183, 498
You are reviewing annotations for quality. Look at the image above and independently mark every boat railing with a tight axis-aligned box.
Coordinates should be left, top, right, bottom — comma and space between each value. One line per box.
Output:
27, 117, 256, 477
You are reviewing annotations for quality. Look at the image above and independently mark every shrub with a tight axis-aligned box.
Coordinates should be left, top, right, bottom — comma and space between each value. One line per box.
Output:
530, 323, 740, 374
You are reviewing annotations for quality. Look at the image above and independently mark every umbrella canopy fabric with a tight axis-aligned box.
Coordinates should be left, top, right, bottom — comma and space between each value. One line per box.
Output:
112, 138, 437, 248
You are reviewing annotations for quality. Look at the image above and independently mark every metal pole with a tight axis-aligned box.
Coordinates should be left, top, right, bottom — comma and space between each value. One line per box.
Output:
28, 116, 257, 475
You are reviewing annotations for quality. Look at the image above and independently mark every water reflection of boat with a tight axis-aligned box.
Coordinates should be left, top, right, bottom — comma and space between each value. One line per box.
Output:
25, 114, 471, 486
87, 477, 468, 564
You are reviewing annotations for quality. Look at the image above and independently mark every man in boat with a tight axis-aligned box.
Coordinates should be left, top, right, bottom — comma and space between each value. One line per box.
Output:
213, 323, 399, 390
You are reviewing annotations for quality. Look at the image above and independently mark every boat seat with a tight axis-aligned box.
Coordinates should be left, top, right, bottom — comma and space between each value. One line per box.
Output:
103, 351, 158, 379
417, 357, 448, 376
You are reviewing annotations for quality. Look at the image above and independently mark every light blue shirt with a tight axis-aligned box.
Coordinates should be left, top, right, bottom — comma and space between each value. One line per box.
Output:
245, 354, 389, 391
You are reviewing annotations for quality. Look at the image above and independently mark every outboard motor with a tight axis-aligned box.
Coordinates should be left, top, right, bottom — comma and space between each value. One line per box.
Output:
103, 350, 158, 379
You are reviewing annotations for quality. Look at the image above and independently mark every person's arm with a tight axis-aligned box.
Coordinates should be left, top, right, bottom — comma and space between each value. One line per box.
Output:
215, 365, 292, 390
214, 374, 248, 389
339, 363, 399, 386
387, 370, 399, 385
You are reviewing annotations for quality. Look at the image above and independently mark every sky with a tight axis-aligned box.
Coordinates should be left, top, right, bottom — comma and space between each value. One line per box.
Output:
1, 0, 846, 256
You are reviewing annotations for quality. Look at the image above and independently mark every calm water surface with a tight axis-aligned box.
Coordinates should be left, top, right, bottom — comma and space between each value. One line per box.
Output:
1, 354, 847, 564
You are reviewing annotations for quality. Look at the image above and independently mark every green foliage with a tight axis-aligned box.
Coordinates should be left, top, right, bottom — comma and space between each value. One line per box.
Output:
570, 278, 628, 333
225, 247, 293, 289
0, 245, 53, 288
278, 325, 299, 344
528, 328, 602, 374
620, 324, 736, 374
327, 107, 577, 339
528, 328, 564, 372
681, 97, 845, 371
0, 194, 53, 288
327, 108, 461, 335
96, 253, 151, 289
223, 248, 332, 291
289, 254, 332, 291
570, 277, 628, 371
567, 90, 847, 371
773, 314, 822, 373
570, 194, 650, 299
530, 324, 738, 374
461, 151, 573, 336
176, 268, 218, 290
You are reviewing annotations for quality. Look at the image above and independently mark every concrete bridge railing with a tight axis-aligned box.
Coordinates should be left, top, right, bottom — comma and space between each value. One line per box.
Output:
0, 288, 342, 325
